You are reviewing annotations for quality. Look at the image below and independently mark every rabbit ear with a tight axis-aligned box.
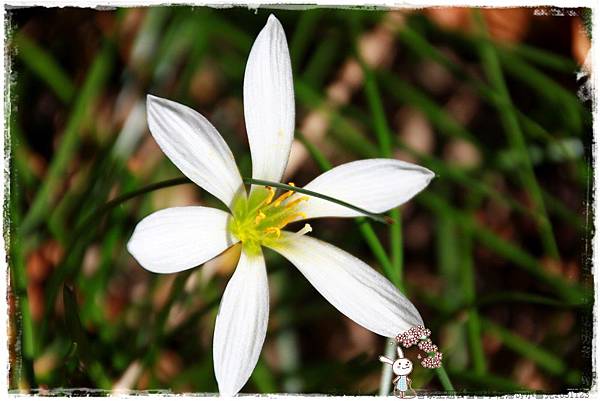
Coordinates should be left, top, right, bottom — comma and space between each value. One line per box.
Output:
396, 346, 404, 358
379, 356, 394, 365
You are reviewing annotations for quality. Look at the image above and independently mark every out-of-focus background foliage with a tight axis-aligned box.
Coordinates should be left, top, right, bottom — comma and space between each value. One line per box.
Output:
7, 6, 594, 395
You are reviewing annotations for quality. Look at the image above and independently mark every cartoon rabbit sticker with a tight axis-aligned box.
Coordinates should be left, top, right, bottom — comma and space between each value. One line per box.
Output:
379, 346, 416, 398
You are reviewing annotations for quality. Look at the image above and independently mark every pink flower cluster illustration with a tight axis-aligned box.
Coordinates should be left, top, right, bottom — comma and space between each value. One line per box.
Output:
396, 325, 443, 369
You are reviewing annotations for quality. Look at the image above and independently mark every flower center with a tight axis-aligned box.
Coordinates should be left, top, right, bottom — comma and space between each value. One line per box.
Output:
229, 184, 310, 254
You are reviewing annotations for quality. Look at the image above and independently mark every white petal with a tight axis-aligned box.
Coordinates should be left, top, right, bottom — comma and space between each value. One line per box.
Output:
146, 94, 244, 208
244, 14, 295, 183
268, 234, 423, 337
127, 207, 237, 274
213, 248, 269, 396
292, 159, 434, 219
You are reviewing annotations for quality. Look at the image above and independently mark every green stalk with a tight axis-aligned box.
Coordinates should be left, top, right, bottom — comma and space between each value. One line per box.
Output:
497, 49, 583, 134
476, 291, 580, 308
379, 341, 396, 396
7, 87, 37, 387
461, 229, 486, 374
436, 365, 455, 392
75, 177, 191, 238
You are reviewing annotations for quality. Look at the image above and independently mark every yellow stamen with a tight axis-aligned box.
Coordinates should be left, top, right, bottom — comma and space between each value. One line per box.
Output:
264, 186, 275, 205
284, 196, 309, 209
265, 226, 281, 238
278, 212, 306, 229
254, 210, 266, 225
273, 182, 296, 207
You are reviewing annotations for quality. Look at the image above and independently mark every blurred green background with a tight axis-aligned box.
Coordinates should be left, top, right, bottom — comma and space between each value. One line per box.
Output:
7, 6, 593, 395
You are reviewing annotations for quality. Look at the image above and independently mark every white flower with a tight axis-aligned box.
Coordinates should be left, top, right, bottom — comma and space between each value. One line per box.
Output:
127, 14, 434, 396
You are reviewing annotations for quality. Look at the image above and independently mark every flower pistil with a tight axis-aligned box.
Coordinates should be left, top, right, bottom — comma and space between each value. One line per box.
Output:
229, 185, 310, 253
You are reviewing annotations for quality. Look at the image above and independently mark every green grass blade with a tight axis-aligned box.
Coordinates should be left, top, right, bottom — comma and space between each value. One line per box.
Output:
461, 231, 486, 374
302, 33, 341, 89
251, 359, 278, 393
354, 31, 405, 290
419, 192, 588, 304
12, 32, 75, 103
290, 10, 323, 71
447, 369, 526, 392
21, 42, 114, 234
473, 10, 559, 259
379, 70, 479, 146
397, 24, 583, 154
481, 318, 580, 385
296, 78, 587, 303
508, 42, 577, 73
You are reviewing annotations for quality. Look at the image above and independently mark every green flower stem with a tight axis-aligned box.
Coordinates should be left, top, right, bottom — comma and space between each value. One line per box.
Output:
436, 364, 455, 392
379, 341, 396, 396
359, 43, 406, 394
472, 10, 559, 260
497, 49, 584, 134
